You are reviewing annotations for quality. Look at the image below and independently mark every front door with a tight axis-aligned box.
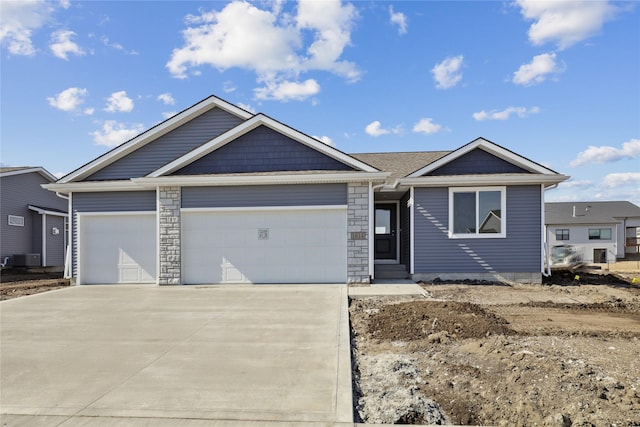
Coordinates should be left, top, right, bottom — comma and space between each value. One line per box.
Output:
375, 203, 397, 261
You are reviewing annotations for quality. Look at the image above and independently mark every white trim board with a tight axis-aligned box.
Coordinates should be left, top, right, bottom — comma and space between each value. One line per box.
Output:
181, 205, 348, 213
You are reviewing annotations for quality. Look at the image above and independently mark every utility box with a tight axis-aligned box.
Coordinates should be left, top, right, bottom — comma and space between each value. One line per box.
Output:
13, 254, 41, 267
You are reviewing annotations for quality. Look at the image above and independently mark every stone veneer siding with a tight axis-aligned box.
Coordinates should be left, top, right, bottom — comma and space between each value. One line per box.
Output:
158, 186, 181, 285
347, 182, 370, 284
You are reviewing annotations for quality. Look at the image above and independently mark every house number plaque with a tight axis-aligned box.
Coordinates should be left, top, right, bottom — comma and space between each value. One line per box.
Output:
258, 228, 269, 240
351, 231, 367, 240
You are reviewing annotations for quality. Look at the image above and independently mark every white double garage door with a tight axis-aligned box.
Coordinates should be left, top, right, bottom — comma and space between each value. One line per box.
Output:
79, 207, 347, 284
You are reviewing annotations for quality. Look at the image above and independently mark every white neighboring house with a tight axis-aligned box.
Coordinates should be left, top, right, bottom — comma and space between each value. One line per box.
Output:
545, 201, 640, 264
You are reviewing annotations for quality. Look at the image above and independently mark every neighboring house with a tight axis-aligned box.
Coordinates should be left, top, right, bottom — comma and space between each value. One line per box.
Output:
44, 95, 568, 285
545, 201, 640, 264
1, 167, 68, 268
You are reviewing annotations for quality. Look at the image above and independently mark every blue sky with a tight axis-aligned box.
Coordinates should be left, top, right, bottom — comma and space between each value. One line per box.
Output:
1, 0, 638, 204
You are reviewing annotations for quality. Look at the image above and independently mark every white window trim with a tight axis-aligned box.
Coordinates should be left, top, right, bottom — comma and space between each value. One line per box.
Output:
448, 186, 506, 239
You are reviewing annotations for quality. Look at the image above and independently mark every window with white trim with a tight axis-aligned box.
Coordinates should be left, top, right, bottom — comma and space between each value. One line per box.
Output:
588, 228, 611, 240
449, 187, 506, 238
8, 215, 24, 227
556, 228, 570, 240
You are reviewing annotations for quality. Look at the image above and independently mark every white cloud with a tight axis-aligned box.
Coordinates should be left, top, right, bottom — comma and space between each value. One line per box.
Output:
157, 93, 175, 105
313, 135, 334, 147
559, 179, 593, 189
431, 55, 463, 89
473, 106, 540, 121
389, 6, 407, 35
512, 52, 564, 86
105, 91, 134, 112
161, 111, 178, 120
570, 138, 640, 167
237, 102, 256, 114
59, 0, 71, 10
90, 120, 144, 147
600, 172, 640, 189
515, 0, 618, 50
47, 87, 90, 113
413, 118, 443, 135
166, 0, 359, 101
0, 0, 53, 55
100, 35, 138, 55
49, 29, 85, 60
223, 80, 236, 93
254, 78, 320, 101
365, 121, 389, 137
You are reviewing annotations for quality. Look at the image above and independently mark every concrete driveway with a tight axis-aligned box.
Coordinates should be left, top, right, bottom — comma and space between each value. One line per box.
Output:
0, 284, 352, 426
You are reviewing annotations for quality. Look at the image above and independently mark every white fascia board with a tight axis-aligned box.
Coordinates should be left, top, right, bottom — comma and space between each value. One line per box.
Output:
0, 167, 57, 182
407, 138, 557, 177
28, 205, 68, 217
43, 181, 145, 192
398, 173, 570, 187
148, 114, 380, 177
59, 96, 254, 184
133, 172, 390, 187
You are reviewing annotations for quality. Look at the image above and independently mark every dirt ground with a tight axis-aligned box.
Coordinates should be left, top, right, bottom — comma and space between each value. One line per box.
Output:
0, 270, 69, 300
350, 271, 640, 426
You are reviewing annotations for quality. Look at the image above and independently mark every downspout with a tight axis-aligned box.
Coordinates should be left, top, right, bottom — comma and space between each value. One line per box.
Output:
542, 183, 559, 277
42, 213, 47, 267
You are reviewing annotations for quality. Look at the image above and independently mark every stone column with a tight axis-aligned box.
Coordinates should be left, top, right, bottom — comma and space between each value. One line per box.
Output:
158, 186, 181, 285
347, 182, 370, 284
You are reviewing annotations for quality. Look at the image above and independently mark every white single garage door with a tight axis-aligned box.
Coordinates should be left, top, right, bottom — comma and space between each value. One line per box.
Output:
79, 213, 156, 284
182, 208, 347, 284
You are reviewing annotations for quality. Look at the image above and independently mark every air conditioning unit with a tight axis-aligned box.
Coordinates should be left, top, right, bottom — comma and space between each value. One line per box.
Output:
13, 254, 41, 267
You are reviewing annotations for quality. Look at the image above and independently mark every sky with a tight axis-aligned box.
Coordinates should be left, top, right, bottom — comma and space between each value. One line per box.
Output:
1, 0, 639, 204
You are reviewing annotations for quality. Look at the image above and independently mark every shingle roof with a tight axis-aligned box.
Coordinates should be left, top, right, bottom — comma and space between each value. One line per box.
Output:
545, 201, 640, 224
350, 151, 451, 179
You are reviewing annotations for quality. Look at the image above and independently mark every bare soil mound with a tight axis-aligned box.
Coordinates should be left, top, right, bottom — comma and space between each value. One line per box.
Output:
363, 300, 514, 341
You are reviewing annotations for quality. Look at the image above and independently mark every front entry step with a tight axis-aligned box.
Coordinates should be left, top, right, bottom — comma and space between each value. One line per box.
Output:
374, 264, 409, 279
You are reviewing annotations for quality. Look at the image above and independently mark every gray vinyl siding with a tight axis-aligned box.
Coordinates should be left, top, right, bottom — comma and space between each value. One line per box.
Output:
45, 216, 66, 266
182, 184, 347, 208
428, 149, 529, 175
86, 108, 244, 181
400, 192, 411, 271
71, 191, 156, 277
0, 172, 67, 266
175, 125, 354, 175
413, 185, 541, 273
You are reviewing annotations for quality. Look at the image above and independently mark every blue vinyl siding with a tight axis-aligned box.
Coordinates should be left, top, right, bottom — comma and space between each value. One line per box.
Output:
86, 108, 244, 180
413, 185, 541, 273
71, 191, 156, 277
174, 125, 354, 175
428, 149, 529, 175
182, 184, 347, 208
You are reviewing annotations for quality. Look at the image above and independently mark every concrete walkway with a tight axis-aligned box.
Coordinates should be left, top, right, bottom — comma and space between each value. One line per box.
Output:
0, 285, 352, 426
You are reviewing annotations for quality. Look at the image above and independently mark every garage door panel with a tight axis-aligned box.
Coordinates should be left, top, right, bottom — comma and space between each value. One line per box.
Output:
183, 209, 346, 284
80, 214, 156, 284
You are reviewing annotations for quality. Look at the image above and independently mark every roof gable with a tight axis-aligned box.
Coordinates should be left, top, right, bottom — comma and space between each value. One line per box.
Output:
0, 166, 57, 182
59, 95, 253, 183
427, 147, 530, 175
85, 107, 244, 181
408, 138, 558, 177
173, 125, 355, 175
150, 114, 379, 177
